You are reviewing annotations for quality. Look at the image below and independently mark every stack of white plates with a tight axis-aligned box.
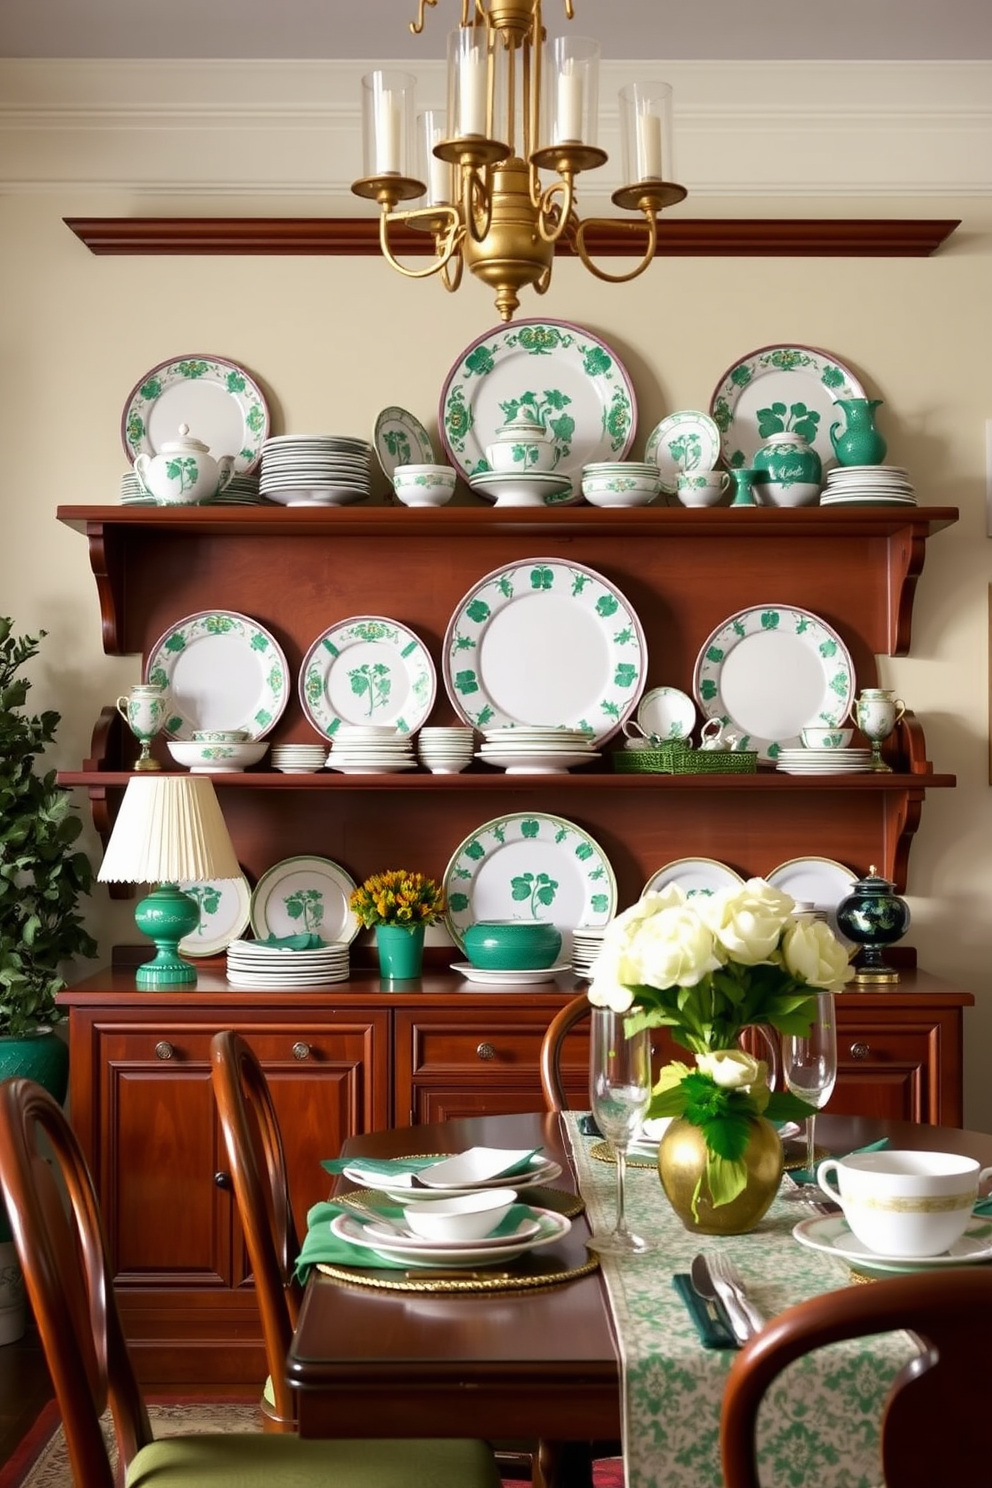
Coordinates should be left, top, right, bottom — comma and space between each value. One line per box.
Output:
477, 726, 600, 774
775, 747, 874, 774
119, 468, 264, 506
225, 938, 350, 987
417, 726, 476, 774
258, 434, 374, 507
326, 724, 417, 774
571, 925, 609, 980
270, 742, 329, 773
820, 465, 916, 506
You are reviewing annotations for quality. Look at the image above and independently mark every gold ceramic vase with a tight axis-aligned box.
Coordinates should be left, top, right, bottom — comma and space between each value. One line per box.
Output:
658, 1115, 783, 1236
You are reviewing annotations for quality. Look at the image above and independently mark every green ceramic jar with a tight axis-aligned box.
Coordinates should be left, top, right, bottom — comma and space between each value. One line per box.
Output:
462, 920, 562, 971
752, 432, 822, 507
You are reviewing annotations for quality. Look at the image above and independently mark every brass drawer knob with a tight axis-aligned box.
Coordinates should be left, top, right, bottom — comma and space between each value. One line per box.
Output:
154, 1041, 174, 1061
292, 1041, 312, 1061
850, 1041, 871, 1060
476, 1042, 497, 1061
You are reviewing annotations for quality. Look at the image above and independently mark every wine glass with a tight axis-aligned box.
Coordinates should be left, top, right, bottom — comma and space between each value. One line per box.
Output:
782, 992, 838, 1185
588, 1007, 654, 1254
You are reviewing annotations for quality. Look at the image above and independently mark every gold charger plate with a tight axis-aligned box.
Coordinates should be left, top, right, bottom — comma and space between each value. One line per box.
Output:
316, 1250, 599, 1294
590, 1139, 657, 1170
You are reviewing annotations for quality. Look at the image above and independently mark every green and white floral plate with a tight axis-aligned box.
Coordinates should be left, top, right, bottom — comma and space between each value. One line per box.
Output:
709, 343, 866, 474
439, 318, 636, 505
299, 616, 436, 738
642, 858, 744, 899
443, 557, 646, 746
373, 405, 435, 479
442, 811, 617, 956
178, 873, 252, 957
249, 855, 359, 943
643, 410, 722, 495
121, 353, 270, 475
692, 604, 855, 762
146, 609, 289, 740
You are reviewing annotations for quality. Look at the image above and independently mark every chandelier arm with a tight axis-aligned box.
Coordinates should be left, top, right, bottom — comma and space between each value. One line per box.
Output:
536, 178, 575, 246
378, 207, 464, 281
440, 251, 464, 294
409, 0, 438, 36
572, 209, 660, 284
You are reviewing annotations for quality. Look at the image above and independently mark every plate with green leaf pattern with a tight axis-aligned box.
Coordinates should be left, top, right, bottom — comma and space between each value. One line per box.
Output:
374, 405, 435, 480
146, 609, 289, 740
443, 557, 646, 746
250, 856, 359, 944
121, 353, 270, 474
709, 343, 866, 474
643, 410, 722, 495
299, 615, 436, 738
438, 318, 636, 505
179, 872, 252, 957
442, 812, 617, 956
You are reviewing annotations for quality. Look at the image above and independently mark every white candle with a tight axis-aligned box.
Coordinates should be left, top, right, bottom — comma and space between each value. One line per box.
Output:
429, 152, 450, 205
557, 62, 583, 143
374, 89, 402, 175
637, 111, 663, 180
459, 43, 488, 137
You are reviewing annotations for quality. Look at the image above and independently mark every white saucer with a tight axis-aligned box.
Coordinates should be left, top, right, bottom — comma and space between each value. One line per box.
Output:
792, 1212, 992, 1271
343, 1154, 563, 1203
450, 961, 571, 987
330, 1206, 569, 1267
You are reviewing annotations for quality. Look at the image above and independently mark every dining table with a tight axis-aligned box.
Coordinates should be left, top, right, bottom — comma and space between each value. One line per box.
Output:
286, 1110, 992, 1488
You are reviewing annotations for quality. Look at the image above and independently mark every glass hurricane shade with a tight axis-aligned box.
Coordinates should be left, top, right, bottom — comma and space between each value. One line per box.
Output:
97, 775, 241, 988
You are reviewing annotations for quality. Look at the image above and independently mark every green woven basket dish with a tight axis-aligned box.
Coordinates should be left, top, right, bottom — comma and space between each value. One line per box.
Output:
612, 748, 758, 775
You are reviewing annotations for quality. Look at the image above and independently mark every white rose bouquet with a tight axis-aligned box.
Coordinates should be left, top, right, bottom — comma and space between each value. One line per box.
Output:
588, 878, 853, 1211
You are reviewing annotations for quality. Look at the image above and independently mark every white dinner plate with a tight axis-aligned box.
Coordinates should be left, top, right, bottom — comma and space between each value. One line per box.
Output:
766, 857, 858, 944
146, 609, 289, 741
330, 1206, 570, 1267
792, 1213, 992, 1271
439, 318, 637, 505
641, 858, 744, 899
373, 405, 435, 479
299, 615, 436, 738
643, 410, 722, 495
443, 557, 646, 746
343, 1153, 563, 1203
416, 1146, 544, 1188
359, 1211, 544, 1252
121, 353, 269, 474
450, 961, 572, 988
249, 856, 360, 944
692, 603, 855, 761
178, 873, 252, 956
709, 343, 866, 474
442, 811, 617, 956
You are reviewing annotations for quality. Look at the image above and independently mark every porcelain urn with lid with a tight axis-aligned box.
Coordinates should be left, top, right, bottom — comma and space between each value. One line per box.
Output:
134, 424, 236, 505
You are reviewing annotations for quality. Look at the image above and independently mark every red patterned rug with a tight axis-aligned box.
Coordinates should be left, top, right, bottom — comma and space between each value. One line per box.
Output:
1, 1399, 624, 1488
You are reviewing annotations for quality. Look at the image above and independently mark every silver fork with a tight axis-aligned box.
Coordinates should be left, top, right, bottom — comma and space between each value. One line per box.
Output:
705, 1251, 767, 1337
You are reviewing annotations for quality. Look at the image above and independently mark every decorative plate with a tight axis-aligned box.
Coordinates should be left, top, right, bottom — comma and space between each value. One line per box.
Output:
709, 343, 866, 474
249, 855, 360, 944
443, 557, 646, 746
442, 811, 617, 956
792, 1213, 992, 1272
145, 610, 289, 741
692, 604, 855, 761
438, 318, 637, 505
121, 354, 270, 474
178, 873, 252, 957
643, 410, 722, 494
373, 405, 435, 479
641, 858, 744, 899
636, 686, 696, 742
766, 856, 859, 945
299, 616, 436, 738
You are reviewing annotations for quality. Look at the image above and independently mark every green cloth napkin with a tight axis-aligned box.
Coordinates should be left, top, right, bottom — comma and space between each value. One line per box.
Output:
789, 1136, 890, 1187
321, 1154, 447, 1178
260, 932, 325, 950
971, 1196, 992, 1217
293, 1199, 539, 1284
671, 1274, 737, 1349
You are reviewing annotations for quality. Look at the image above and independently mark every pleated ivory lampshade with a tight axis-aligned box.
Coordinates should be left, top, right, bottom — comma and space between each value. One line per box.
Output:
98, 775, 242, 987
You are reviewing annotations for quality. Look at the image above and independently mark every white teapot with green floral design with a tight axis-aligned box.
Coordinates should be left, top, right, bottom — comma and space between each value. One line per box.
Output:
134, 425, 236, 505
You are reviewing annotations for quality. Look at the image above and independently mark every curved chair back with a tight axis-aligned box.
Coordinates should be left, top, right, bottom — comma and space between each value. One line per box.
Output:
210, 1029, 302, 1431
539, 994, 591, 1111
721, 1269, 991, 1486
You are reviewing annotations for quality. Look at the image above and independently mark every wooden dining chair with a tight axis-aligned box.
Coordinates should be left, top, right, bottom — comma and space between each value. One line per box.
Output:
720, 1269, 990, 1485
540, 992, 591, 1111
0, 1076, 502, 1488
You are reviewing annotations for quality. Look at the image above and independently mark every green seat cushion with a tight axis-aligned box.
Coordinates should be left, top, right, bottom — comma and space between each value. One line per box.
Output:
126, 1432, 502, 1488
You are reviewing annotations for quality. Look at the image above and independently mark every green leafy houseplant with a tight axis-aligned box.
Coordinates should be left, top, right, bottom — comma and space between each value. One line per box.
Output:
0, 619, 97, 1037
589, 878, 853, 1213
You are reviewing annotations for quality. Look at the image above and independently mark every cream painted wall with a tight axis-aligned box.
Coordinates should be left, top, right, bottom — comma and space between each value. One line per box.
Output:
2, 58, 991, 1126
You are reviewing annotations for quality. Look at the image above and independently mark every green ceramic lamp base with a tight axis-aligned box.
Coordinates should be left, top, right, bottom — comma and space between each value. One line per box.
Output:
133, 883, 200, 989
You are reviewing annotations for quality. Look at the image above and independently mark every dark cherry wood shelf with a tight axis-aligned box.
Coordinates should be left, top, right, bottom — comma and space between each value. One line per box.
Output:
63, 216, 960, 258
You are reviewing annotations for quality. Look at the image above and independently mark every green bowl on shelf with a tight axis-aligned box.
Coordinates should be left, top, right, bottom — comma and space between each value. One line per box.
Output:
462, 920, 563, 971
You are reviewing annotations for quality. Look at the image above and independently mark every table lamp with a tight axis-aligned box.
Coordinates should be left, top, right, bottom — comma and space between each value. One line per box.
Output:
98, 774, 242, 989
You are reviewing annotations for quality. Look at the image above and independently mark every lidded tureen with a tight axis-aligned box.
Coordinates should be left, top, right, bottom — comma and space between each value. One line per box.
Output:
134, 424, 236, 505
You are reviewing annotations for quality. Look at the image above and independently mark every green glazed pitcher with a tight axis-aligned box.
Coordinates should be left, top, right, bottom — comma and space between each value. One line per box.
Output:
829, 398, 887, 467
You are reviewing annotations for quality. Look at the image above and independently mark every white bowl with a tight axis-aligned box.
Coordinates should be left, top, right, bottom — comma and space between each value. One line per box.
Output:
801, 727, 854, 749
582, 484, 660, 509
484, 439, 557, 475
402, 1188, 517, 1242
755, 480, 821, 508
393, 464, 457, 507
167, 740, 269, 773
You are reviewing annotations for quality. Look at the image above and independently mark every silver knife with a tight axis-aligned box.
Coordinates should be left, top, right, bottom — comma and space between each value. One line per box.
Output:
689, 1253, 755, 1345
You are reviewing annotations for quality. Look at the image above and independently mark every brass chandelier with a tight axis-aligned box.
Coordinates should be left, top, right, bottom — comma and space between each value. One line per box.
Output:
351, 0, 687, 322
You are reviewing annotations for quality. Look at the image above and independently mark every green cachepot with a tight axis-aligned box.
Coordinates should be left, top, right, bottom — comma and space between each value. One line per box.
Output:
375, 923, 426, 981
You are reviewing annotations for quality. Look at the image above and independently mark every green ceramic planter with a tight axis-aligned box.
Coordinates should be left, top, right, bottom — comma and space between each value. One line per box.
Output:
463, 920, 562, 971
376, 923, 426, 981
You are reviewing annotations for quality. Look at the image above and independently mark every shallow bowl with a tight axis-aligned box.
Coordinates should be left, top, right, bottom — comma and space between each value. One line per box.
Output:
192, 728, 250, 743
801, 727, 854, 749
463, 919, 563, 971
582, 484, 659, 509
167, 740, 269, 773
402, 1188, 517, 1242
393, 464, 457, 507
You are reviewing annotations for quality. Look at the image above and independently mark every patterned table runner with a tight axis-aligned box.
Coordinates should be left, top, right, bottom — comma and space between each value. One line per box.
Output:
565, 1112, 915, 1488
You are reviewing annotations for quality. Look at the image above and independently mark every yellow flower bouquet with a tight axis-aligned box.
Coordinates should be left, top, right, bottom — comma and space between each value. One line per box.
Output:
349, 869, 445, 929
